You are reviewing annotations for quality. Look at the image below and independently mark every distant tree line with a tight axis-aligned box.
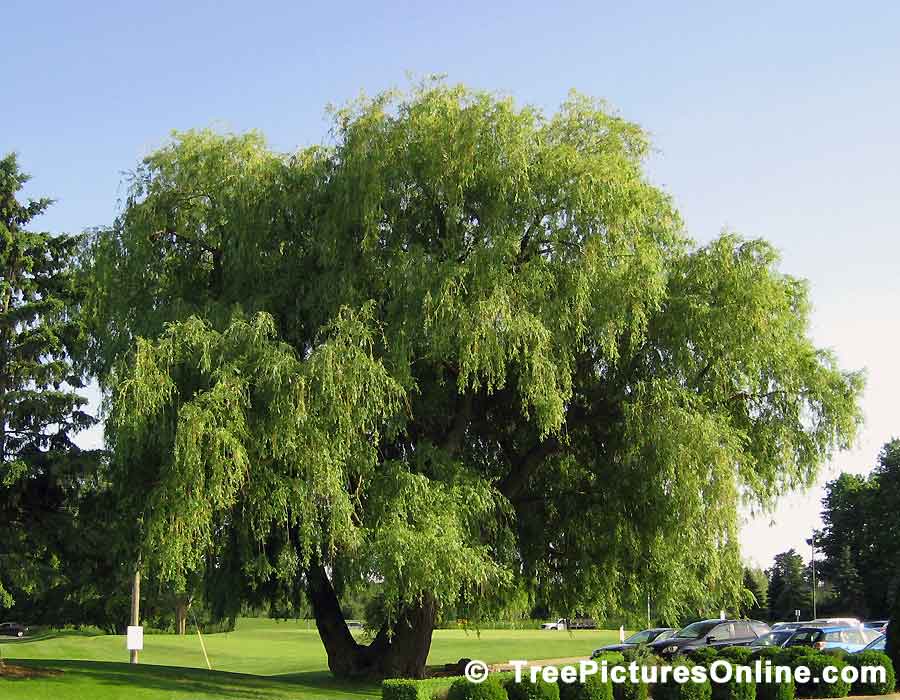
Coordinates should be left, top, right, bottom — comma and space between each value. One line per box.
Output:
817, 440, 900, 618
741, 440, 900, 622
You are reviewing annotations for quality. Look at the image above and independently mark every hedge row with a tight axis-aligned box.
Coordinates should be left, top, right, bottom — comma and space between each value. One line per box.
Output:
382, 662, 634, 700
382, 648, 896, 700
682, 646, 896, 700
383, 675, 466, 700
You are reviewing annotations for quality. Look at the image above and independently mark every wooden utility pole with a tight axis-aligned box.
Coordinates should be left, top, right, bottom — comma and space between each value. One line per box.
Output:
130, 566, 141, 664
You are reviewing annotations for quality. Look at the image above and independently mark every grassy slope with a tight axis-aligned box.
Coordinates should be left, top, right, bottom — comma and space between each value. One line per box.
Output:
1, 618, 621, 700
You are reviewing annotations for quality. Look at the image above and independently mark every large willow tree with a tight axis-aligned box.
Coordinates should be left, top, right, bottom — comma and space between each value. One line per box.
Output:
89, 83, 863, 678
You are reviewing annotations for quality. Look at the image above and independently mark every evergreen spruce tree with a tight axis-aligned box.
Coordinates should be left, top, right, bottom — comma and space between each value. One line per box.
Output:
768, 550, 811, 620
0, 153, 93, 611
833, 545, 867, 616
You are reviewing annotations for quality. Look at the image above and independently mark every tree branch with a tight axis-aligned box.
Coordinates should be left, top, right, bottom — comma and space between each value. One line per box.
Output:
498, 436, 561, 501
727, 389, 795, 403
150, 228, 221, 258
441, 392, 473, 455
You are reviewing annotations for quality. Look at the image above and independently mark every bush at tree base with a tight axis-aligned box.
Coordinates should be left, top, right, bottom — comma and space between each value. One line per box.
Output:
845, 651, 895, 696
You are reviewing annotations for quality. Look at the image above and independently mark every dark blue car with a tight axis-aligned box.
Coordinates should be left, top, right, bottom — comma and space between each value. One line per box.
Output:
593, 627, 677, 656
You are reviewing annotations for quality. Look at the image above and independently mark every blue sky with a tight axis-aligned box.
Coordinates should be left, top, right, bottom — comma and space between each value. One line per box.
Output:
5, 0, 899, 567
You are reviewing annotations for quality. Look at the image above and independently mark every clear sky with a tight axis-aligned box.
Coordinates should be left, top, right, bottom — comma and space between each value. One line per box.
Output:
5, 0, 899, 568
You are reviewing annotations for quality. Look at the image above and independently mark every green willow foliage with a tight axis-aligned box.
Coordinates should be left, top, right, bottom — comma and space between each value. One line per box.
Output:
89, 82, 863, 628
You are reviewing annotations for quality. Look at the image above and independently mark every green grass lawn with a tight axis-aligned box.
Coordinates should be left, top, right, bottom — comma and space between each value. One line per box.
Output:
1, 618, 621, 699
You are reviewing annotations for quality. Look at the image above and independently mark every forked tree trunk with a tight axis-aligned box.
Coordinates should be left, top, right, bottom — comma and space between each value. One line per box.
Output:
377, 595, 436, 678
306, 562, 436, 679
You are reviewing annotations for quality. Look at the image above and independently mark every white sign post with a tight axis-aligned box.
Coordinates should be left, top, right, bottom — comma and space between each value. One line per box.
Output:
126, 626, 144, 652
619, 625, 625, 642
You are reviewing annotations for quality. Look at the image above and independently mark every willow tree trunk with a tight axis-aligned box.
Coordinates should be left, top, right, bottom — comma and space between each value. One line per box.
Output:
175, 594, 192, 636
306, 563, 436, 679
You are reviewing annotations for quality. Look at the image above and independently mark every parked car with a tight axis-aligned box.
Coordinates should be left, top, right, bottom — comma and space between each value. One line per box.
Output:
0, 622, 28, 638
783, 625, 878, 652
541, 618, 567, 630
592, 627, 677, 656
568, 617, 598, 630
771, 622, 808, 631
540, 617, 596, 630
864, 620, 889, 634
750, 629, 795, 648
649, 619, 769, 657
809, 617, 863, 627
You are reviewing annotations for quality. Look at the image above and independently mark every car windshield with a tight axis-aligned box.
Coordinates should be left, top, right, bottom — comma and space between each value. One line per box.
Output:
788, 630, 822, 644
864, 635, 886, 651
755, 631, 789, 646
675, 621, 719, 639
625, 630, 655, 644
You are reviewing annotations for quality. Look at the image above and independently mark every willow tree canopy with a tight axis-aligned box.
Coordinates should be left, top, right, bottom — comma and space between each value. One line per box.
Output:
88, 83, 863, 678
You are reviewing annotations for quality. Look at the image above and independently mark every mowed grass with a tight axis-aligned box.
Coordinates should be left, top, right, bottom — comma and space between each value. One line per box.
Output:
2, 617, 622, 699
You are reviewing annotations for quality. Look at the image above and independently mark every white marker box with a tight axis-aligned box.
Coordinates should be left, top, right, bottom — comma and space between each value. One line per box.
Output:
126, 625, 144, 651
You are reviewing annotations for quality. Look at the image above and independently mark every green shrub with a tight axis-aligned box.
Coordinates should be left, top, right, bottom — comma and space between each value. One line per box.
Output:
384, 676, 466, 700
761, 648, 811, 700
623, 647, 658, 666
708, 659, 756, 700
654, 660, 711, 700
610, 662, 649, 700
774, 647, 817, 667
558, 672, 613, 700
821, 648, 848, 661
690, 648, 720, 664
718, 648, 754, 664
845, 650, 896, 695
447, 677, 509, 700
795, 654, 850, 698
383, 679, 421, 700
755, 674, 794, 700
492, 672, 517, 685
594, 652, 626, 665
749, 647, 782, 663
504, 676, 560, 700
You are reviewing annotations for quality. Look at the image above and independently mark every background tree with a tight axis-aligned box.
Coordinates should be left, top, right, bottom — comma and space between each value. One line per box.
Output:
818, 440, 900, 616
831, 545, 867, 616
741, 567, 769, 619
887, 589, 900, 690
0, 153, 97, 614
865, 441, 900, 612
768, 549, 812, 621
88, 83, 864, 678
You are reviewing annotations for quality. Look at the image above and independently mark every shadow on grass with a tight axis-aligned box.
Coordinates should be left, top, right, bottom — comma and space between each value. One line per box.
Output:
276, 669, 382, 695
5, 659, 380, 699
